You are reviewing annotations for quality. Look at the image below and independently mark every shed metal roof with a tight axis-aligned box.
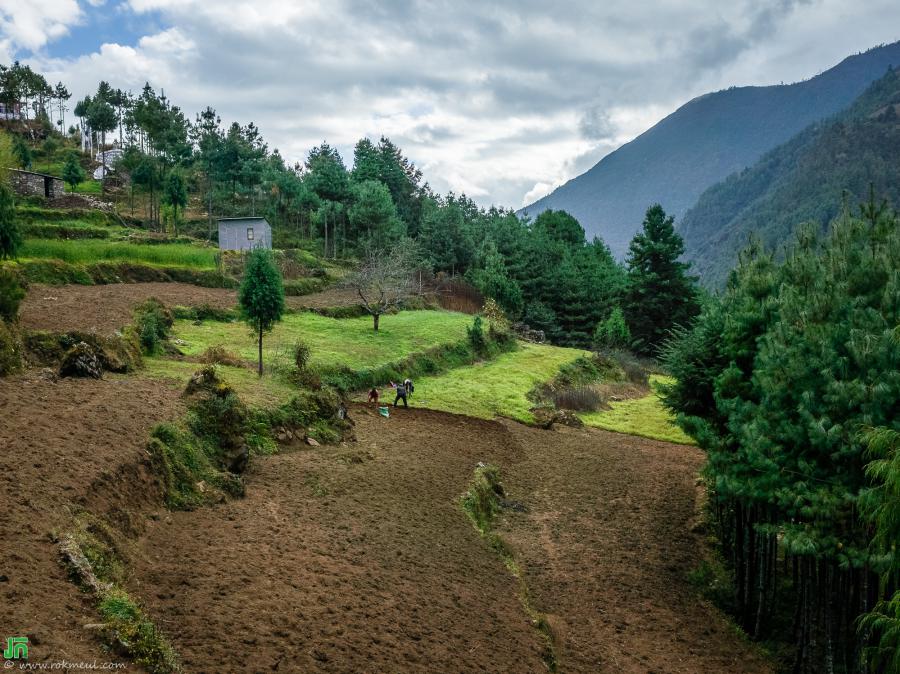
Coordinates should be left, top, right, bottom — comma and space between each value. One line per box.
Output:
9, 167, 64, 180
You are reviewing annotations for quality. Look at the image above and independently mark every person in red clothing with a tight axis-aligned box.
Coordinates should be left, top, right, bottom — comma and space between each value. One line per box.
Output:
367, 387, 379, 404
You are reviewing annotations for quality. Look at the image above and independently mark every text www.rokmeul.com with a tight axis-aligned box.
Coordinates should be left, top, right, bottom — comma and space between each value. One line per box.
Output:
4, 662, 127, 671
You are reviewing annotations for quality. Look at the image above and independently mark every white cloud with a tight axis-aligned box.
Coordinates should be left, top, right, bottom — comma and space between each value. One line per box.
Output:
0, 0, 81, 55
9, 0, 900, 207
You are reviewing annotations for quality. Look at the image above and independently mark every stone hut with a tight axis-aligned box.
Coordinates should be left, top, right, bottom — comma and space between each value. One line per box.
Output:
9, 169, 65, 199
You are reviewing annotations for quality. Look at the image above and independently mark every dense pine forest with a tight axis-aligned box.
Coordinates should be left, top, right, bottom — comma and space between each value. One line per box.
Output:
663, 196, 900, 673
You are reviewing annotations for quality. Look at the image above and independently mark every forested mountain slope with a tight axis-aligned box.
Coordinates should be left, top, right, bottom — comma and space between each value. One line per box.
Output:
681, 67, 900, 286
521, 42, 900, 257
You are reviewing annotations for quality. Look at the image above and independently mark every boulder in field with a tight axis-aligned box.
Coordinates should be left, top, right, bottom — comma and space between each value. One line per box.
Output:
59, 342, 103, 379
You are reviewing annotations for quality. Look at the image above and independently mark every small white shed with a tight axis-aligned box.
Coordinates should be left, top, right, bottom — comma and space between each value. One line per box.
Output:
217, 217, 272, 251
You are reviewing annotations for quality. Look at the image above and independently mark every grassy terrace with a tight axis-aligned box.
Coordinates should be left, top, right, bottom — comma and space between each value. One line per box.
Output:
580, 375, 693, 444
139, 359, 297, 408
20, 239, 219, 268
172, 310, 475, 369
399, 342, 588, 423
396, 346, 691, 442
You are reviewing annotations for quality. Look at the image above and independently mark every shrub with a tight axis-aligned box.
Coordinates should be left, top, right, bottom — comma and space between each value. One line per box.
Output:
467, 315, 487, 353
292, 339, 311, 371
200, 344, 243, 367
461, 464, 505, 533
600, 348, 649, 386
283, 277, 325, 296
0, 183, 21, 260
187, 384, 252, 474
593, 307, 631, 350
97, 588, 180, 673
59, 341, 103, 379
0, 268, 25, 322
552, 385, 605, 412
134, 298, 173, 354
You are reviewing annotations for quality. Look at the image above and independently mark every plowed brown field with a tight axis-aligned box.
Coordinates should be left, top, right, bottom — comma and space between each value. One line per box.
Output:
1, 340, 770, 671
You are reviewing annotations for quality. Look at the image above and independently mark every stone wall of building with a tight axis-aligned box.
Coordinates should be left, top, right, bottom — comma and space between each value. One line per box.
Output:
9, 170, 65, 199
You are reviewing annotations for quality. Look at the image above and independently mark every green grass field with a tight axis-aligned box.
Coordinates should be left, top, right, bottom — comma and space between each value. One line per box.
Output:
399, 342, 588, 423
172, 310, 474, 369
20, 238, 218, 268
579, 375, 693, 444
140, 358, 296, 407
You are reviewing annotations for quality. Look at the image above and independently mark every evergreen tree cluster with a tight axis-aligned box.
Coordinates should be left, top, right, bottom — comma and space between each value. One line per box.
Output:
661, 194, 900, 672
5, 63, 702, 351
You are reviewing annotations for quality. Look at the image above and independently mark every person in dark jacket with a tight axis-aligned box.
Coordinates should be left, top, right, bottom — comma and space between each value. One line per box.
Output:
403, 378, 414, 397
394, 381, 408, 408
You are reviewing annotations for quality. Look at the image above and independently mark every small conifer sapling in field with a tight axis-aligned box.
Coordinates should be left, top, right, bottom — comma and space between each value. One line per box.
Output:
593, 307, 631, 350
239, 248, 285, 376
62, 151, 86, 191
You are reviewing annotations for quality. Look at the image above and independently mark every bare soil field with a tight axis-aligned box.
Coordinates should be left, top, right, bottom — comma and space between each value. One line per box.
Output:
20, 282, 237, 334
0, 371, 183, 667
496, 421, 771, 673
0, 319, 769, 672
19, 283, 363, 335
128, 405, 770, 673
129, 406, 548, 673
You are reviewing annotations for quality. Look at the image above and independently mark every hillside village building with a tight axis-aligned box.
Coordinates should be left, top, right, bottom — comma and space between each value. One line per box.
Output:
0, 101, 23, 120
9, 169, 65, 199
217, 217, 272, 251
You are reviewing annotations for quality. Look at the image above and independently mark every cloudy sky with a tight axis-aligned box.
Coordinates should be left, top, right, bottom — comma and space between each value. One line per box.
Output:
2, 0, 899, 207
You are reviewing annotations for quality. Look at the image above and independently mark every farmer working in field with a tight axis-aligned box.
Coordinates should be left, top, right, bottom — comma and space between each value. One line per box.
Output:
403, 378, 415, 397
393, 380, 409, 408
367, 387, 379, 405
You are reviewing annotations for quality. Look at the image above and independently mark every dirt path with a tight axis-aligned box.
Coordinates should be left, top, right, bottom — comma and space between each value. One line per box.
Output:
130, 407, 547, 673
20, 283, 361, 335
0, 371, 183, 667
496, 421, 771, 673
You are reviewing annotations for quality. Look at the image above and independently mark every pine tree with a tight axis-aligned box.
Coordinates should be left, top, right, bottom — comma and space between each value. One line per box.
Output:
593, 307, 630, 349
162, 170, 188, 233
61, 151, 85, 191
239, 249, 285, 376
662, 201, 900, 671
468, 240, 523, 317
623, 204, 699, 354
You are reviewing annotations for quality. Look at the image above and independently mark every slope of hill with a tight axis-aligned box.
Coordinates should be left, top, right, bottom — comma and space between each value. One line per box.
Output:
681, 67, 900, 286
520, 42, 900, 257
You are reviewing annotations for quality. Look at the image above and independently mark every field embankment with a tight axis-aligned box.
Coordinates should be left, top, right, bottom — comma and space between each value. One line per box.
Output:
0, 370, 184, 666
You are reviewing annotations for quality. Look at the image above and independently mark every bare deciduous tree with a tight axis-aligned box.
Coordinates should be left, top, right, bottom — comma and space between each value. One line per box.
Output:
345, 243, 420, 331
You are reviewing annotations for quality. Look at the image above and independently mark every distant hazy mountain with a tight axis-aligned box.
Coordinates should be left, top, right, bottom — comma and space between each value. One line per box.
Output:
520, 42, 900, 258
680, 67, 900, 286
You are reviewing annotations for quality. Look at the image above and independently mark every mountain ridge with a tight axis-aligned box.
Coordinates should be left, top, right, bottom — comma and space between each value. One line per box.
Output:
520, 41, 900, 258
679, 66, 900, 286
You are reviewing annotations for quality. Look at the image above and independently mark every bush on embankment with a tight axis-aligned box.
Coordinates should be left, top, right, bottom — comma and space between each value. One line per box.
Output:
4, 258, 237, 287
148, 364, 348, 509
0, 269, 25, 375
